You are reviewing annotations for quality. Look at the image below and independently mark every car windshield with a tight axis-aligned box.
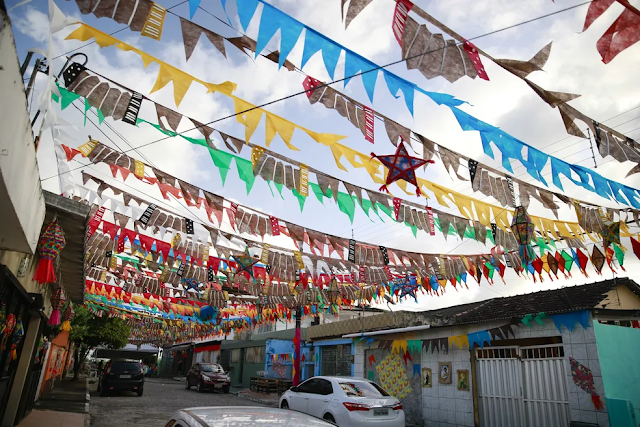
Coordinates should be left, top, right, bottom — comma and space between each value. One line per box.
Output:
200, 364, 224, 373
338, 381, 390, 397
110, 362, 142, 374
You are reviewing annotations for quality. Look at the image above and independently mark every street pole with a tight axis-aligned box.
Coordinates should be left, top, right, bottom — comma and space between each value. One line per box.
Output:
293, 306, 302, 386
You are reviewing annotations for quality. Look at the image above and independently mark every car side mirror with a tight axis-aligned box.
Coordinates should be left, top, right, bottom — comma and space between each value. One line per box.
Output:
290, 386, 298, 392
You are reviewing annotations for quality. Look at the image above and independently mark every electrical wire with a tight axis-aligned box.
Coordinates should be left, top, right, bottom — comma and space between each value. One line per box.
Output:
52, 0, 189, 60
47, 0, 595, 169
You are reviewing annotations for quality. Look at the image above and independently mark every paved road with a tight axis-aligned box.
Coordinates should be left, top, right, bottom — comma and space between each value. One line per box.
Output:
90, 378, 265, 426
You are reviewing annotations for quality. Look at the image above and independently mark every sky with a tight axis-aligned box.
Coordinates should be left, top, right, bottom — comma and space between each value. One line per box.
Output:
8, 0, 640, 313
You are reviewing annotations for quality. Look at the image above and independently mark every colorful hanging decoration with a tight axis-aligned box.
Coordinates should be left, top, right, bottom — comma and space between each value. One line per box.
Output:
582, 0, 640, 64
569, 357, 603, 410
8, 318, 24, 362
591, 246, 606, 275
232, 247, 259, 283
0, 313, 16, 350
600, 212, 621, 249
48, 287, 67, 326
510, 206, 535, 263
371, 142, 432, 196
33, 219, 66, 285
61, 303, 75, 332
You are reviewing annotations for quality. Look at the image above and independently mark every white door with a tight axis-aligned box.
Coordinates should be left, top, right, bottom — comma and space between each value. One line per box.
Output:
476, 344, 570, 427
476, 346, 524, 427
521, 345, 571, 427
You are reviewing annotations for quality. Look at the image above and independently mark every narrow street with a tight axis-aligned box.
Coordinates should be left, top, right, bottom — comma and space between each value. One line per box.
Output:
90, 378, 267, 426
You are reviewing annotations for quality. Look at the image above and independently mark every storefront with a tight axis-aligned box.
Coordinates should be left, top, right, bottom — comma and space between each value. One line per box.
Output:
0, 265, 43, 424
194, 340, 221, 364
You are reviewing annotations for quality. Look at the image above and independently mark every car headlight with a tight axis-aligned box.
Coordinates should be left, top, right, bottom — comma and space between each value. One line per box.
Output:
202, 374, 210, 380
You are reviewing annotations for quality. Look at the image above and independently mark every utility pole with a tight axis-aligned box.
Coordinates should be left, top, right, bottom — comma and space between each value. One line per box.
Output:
293, 305, 302, 386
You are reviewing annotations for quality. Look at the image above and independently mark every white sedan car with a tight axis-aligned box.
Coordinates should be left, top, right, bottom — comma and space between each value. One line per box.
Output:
279, 376, 405, 427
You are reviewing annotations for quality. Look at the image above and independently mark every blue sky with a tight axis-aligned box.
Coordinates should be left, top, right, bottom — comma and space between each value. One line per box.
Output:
8, 0, 640, 310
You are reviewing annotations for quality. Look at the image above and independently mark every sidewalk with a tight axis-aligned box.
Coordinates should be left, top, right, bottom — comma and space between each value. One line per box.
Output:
17, 377, 90, 427
233, 388, 280, 407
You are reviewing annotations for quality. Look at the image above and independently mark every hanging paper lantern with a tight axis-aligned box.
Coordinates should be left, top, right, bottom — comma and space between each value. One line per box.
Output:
600, 211, 620, 249
510, 206, 536, 263
48, 287, 67, 326
32, 219, 66, 285
61, 303, 75, 332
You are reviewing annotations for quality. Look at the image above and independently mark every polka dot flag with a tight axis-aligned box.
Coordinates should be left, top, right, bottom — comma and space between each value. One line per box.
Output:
463, 40, 489, 81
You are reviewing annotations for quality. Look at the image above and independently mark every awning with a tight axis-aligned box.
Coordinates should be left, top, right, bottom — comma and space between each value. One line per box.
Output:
194, 344, 220, 353
169, 343, 193, 352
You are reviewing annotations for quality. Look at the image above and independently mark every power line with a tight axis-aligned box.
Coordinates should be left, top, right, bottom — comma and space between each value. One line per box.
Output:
52, 0, 189, 60
50, 0, 594, 167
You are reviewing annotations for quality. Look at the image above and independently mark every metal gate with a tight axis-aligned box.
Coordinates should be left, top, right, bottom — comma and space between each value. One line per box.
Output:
476, 344, 570, 427
320, 345, 351, 376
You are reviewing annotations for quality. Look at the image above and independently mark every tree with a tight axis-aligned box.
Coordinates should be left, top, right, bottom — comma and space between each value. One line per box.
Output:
69, 306, 130, 380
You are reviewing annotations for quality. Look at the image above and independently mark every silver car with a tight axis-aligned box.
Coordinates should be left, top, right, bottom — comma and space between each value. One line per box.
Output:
165, 406, 335, 426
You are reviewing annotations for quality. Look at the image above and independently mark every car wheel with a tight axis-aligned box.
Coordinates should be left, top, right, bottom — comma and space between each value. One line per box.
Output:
280, 400, 289, 410
222, 385, 230, 394
99, 387, 108, 397
185, 379, 191, 390
197, 381, 203, 393
136, 388, 143, 397
323, 413, 336, 425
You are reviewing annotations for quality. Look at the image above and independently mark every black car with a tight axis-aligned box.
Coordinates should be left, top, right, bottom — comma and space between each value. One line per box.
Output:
185, 363, 230, 393
98, 359, 144, 396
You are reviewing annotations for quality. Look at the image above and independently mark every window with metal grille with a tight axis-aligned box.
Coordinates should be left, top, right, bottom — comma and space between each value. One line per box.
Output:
520, 345, 564, 359
320, 345, 351, 376
476, 347, 519, 359
230, 349, 241, 363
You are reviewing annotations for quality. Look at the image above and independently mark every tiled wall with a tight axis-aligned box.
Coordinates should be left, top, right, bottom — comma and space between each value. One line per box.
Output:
354, 313, 608, 427
421, 343, 474, 427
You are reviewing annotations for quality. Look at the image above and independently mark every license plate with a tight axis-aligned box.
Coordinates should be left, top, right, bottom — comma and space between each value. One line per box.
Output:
214, 384, 223, 388
120, 375, 132, 378
373, 409, 388, 416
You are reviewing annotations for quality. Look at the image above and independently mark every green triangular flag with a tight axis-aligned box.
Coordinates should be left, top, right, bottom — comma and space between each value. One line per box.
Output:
234, 157, 256, 194
337, 192, 355, 223
209, 149, 233, 184
292, 189, 306, 211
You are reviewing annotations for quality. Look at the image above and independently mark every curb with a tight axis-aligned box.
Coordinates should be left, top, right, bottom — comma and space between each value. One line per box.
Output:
233, 392, 278, 407
85, 378, 91, 427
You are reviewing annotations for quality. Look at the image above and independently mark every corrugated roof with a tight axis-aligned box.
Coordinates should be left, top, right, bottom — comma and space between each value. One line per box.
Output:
439, 278, 640, 325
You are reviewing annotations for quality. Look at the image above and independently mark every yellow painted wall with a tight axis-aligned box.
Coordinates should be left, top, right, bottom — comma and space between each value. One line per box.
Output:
595, 285, 640, 310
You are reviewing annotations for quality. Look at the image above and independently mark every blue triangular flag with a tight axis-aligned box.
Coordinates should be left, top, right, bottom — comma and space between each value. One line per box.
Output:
255, 3, 304, 68
382, 70, 414, 115
343, 51, 378, 103
236, 0, 260, 31
301, 29, 341, 79
188, 0, 201, 19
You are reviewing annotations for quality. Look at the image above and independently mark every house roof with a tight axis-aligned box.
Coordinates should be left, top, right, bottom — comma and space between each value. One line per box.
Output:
44, 191, 91, 304
310, 278, 640, 339
423, 278, 640, 327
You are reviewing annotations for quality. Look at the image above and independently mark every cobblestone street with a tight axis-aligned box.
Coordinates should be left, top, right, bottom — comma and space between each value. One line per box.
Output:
90, 378, 266, 426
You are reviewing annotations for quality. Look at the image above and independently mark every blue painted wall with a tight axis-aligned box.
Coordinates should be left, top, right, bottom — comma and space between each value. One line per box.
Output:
594, 321, 640, 426
264, 339, 312, 380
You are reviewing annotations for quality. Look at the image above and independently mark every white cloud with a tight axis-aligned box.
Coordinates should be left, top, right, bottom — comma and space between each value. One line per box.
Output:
13, 7, 49, 43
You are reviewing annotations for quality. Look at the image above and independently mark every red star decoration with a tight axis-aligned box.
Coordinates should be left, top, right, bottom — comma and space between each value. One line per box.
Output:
371, 142, 433, 196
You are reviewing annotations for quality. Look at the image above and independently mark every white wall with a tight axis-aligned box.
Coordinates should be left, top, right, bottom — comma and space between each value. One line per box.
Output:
354, 313, 606, 427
